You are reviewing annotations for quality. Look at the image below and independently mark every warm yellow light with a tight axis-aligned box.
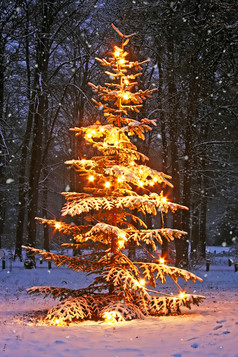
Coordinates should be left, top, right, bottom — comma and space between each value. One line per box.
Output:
153, 177, 157, 182
179, 292, 186, 298
139, 279, 145, 286
130, 161, 134, 166
55, 222, 61, 230
139, 169, 143, 174
117, 176, 124, 183
81, 159, 86, 164
114, 50, 120, 57
91, 130, 96, 135
114, 140, 118, 145
149, 181, 154, 186
124, 79, 129, 85
159, 257, 165, 264
119, 232, 126, 239
55, 318, 60, 325
161, 196, 167, 203
118, 240, 125, 248
103, 142, 107, 147
123, 93, 130, 100
138, 180, 144, 187
103, 311, 117, 324
86, 133, 92, 139
100, 127, 104, 132
119, 58, 125, 65
105, 181, 111, 188
88, 175, 94, 182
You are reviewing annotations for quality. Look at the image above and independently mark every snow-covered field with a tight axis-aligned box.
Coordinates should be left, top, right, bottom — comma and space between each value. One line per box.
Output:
0, 255, 238, 357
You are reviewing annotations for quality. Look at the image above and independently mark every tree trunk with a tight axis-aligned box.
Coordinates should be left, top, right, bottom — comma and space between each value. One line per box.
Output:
26, 2, 52, 251
166, 34, 187, 267
0, 35, 6, 248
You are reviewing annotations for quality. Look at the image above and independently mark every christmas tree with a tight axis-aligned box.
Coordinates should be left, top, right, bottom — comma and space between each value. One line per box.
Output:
23, 24, 204, 325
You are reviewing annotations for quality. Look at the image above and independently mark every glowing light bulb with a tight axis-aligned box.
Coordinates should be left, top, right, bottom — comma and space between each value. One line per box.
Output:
118, 177, 123, 183
81, 159, 86, 164
100, 127, 104, 132
114, 141, 118, 145
159, 257, 165, 264
55, 318, 60, 325
55, 222, 61, 229
153, 177, 157, 182
124, 79, 129, 85
139, 169, 143, 174
88, 175, 94, 182
103, 142, 107, 147
179, 292, 186, 298
130, 161, 134, 166
149, 181, 154, 186
86, 133, 92, 139
118, 240, 125, 248
138, 180, 144, 187
139, 279, 145, 286
119, 232, 126, 239
123, 93, 130, 100
105, 181, 111, 188
103, 311, 117, 324
114, 50, 120, 57
161, 196, 167, 203
91, 130, 96, 135
119, 58, 125, 65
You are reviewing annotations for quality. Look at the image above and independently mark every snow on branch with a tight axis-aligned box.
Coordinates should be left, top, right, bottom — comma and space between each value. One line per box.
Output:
129, 228, 187, 246
22, 246, 102, 273
137, 262, 203, 286
61, 193, 187, 217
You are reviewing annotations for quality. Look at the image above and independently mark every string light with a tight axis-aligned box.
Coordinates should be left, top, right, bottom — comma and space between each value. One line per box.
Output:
130, 161, 134, 166
139, 279, 145, 286
149, 181, 154, 186
114, 50, 120, 57
91, 130, 96, 135
88, 175, 94, 182
103, 311, 117, 324
123, 93, 130, 100
159, 257, 165, 264
179, 291, 186, 298
118, 240, 125, 248
119, 58, 125, 65
138, 180, 144, 187
105, 181, 111, 188
119, 232, 126, 239
161, 196, 167, 203
86, 133, 92, 139
55, 222, 61, 229
103, 142, 107, 147
153, 177, 157, 183
100, 127, 104, 132
124, 79, 129, 85
81, 159, 86, 164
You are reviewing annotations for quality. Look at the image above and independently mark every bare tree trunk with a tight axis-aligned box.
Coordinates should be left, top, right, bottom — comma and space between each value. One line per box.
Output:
199, 173, 208, 258
157, 54, 169, 258
0, 34, 6, 249
166, 34, 187, 267
26, 2, 52, 253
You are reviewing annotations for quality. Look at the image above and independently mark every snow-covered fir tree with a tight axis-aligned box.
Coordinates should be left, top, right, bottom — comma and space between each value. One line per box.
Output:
23, 24, 204, 326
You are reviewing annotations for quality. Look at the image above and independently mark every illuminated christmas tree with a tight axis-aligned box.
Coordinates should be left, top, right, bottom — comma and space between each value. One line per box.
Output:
23, 24, 204, 325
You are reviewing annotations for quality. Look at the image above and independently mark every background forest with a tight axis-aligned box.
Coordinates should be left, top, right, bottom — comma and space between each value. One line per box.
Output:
0, 0, 237, 265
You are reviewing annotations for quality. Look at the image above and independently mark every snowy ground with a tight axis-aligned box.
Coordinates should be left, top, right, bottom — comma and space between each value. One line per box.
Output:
0, 254, 238, 357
